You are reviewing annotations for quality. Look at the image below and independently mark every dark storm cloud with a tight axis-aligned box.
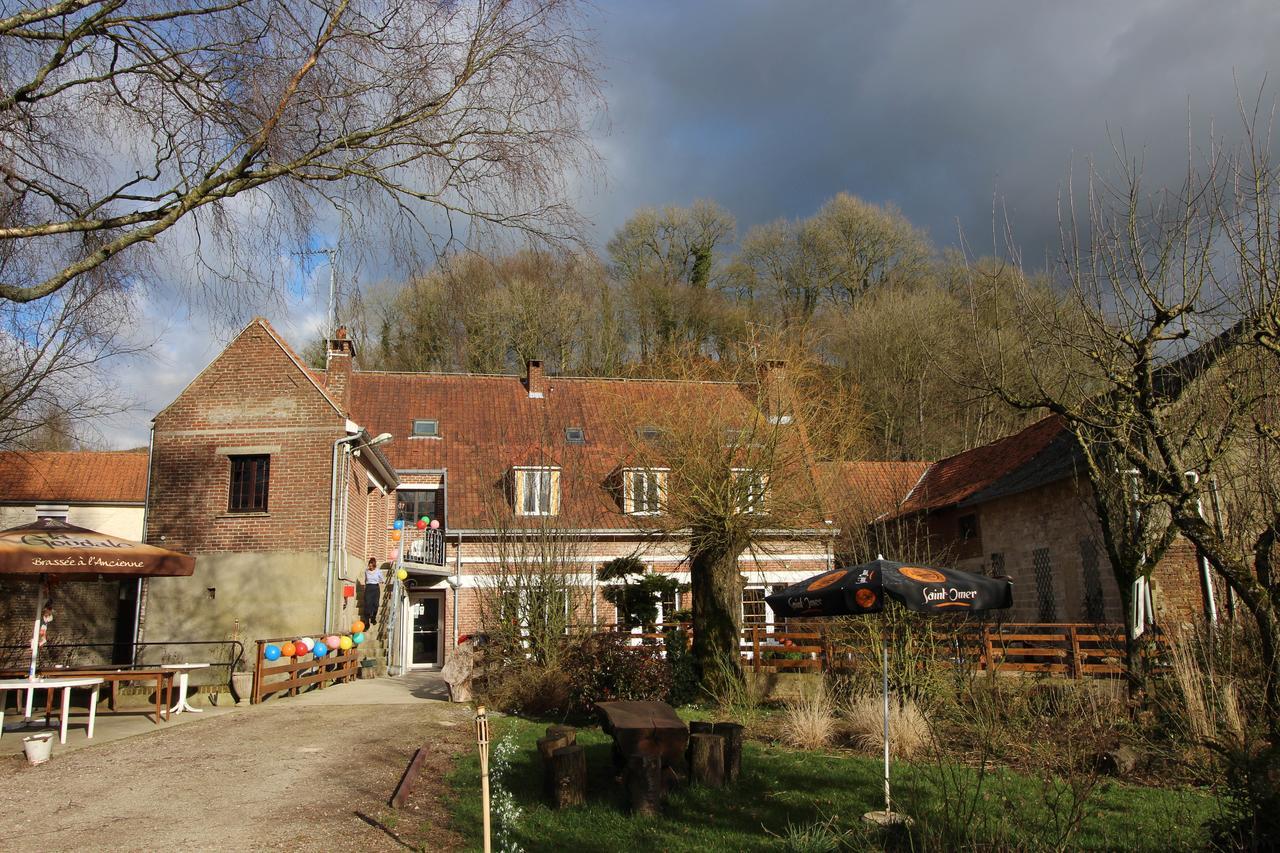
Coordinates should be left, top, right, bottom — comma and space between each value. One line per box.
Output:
581, 0, 1280, 263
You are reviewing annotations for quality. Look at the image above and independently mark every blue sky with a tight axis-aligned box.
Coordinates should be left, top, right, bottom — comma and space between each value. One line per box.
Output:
103, 0, 1280, 447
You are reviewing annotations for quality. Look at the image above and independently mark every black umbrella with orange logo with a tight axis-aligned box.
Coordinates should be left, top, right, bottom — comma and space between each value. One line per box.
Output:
766, 558, 1012, 825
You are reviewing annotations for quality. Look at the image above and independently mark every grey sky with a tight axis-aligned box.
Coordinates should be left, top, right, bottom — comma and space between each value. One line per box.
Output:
104, 0, 1280, 446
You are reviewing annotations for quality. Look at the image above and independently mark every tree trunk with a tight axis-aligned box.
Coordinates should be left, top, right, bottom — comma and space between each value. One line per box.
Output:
689, 733, 726, 787
689, 536, 747, 686
537, 733, 572, 800
551, 745, 587, 809
626, 753, 662, 816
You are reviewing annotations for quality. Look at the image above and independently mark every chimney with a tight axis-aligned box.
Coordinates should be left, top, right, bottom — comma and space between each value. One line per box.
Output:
524, 359, 545, 398
325, 325, 357, 408
757, 358, 789, 419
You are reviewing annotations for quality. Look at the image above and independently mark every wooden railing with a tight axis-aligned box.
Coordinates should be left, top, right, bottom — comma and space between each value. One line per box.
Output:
590, 621, 1130, 679
251, 636, 362, 704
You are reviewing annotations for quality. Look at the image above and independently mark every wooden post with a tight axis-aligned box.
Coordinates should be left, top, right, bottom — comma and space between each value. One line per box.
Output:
626, 753, 662, 816
551, 744, 587, 808
252, 640, 264, 705
752, 626, 761, 673
982, 625, 995, 674
537, 732, 573, 800
1068, 625, 1082, 679
712, 722, 744, 783
689, 733, 725, 787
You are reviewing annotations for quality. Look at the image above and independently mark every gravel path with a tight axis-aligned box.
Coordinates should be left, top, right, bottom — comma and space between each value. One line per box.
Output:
0, 697, 472, 851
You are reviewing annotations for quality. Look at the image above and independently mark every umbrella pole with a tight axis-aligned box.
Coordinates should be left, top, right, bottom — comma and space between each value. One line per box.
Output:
882, 631, 891, 815
25, 576, 45, 719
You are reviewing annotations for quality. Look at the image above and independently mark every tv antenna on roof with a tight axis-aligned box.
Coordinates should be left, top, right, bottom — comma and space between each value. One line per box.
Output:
292, 247, 339, 339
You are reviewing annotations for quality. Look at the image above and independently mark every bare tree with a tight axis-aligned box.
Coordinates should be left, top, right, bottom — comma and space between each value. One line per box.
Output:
0, 274, 139, 449
977, 105, 1280, 737
0, 0, 599, 305
604, 339, 859, 684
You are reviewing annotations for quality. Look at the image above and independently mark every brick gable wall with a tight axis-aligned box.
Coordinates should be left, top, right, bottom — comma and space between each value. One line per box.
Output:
147, 322, 346, 553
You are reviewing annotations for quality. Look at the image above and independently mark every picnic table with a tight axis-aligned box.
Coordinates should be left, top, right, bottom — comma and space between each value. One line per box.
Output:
0, 677, 103, 744
594, 700, 689, 769
1, 666, 174, 724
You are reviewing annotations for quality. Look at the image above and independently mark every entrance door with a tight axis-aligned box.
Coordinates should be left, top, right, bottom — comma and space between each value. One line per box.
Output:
409, 592, 444, 668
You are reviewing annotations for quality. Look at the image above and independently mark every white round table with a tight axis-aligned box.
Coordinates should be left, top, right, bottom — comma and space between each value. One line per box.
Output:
162, 663, 210, 714
0, 677, 103, 744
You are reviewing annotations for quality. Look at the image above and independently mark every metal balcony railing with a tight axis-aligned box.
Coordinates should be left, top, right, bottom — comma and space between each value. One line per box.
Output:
400, 527, 446, 567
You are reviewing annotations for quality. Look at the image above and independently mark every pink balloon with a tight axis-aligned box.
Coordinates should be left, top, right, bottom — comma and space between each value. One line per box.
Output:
429, 519, 440, 529
324, 635, 341, 650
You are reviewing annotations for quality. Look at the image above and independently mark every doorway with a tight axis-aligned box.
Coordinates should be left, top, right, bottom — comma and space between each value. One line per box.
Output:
408, 591, 444, 669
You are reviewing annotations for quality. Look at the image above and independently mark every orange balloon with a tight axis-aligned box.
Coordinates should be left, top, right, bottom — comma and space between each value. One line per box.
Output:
351, 620, 365, 634
280, 641, 297, 657
391, 531, 401, 542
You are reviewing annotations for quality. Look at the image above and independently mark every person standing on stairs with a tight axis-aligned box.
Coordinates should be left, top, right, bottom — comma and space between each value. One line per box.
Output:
363, 557, 384, 627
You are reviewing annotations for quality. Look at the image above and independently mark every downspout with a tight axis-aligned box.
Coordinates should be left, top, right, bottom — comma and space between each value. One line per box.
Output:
134, 424, 156, 663
1207, 475, 1234, 620
326, 434, 360, 633
1185, 471, 1218, 627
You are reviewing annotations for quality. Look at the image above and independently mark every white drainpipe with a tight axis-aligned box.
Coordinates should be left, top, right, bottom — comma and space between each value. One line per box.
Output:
1185, 471, 1218, 627
325, 433, 361, 633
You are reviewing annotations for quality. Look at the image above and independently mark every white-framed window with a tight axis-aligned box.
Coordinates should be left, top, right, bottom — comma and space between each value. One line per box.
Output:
742, 587, 768, 626
513, 466, 560, 516
658, 587, 680, 625
411, 419, 439, 437
732, 467, 767, 514
623, 468, 667, 515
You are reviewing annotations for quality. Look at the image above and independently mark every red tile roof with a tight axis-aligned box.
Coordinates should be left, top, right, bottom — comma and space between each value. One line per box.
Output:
346, 370, 822, 530
822, 460, 931, 522
896, 416, 1066, 514
0, 451, 148, 504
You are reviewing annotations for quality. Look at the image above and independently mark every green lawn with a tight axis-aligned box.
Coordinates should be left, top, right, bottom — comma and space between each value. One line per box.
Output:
446, 715, 1218, 852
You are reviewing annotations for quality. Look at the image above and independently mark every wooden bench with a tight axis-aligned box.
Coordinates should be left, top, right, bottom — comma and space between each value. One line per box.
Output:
1, 667, 174, 723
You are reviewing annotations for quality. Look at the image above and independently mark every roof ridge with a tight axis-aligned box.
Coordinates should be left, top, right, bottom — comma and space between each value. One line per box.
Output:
352, 369, 742, 386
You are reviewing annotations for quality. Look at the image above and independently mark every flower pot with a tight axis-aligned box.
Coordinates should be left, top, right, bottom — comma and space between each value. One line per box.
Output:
23, 733, 53, 765
230, 672, 253, 705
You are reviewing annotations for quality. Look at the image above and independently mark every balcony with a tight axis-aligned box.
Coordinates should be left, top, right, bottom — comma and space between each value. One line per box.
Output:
399, 526, 446, 568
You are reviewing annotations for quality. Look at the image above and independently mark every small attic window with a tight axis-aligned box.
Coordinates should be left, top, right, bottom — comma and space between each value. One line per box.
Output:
637, 425, 661, 441
565, 427, 585, 444
412, 419, 438, 437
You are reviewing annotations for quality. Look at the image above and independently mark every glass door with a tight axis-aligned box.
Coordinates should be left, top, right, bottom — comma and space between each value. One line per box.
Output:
410, 593, 443, 668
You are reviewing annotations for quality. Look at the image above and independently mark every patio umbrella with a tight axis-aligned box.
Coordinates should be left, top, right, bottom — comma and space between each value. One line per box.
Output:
766, 557, 1012, 824
0, 517, 195, 721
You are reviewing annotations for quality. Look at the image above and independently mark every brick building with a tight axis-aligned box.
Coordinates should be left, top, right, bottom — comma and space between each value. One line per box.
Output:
140, 319, 839, 670
0, 450, 149, 664
878, 416, 1217, 627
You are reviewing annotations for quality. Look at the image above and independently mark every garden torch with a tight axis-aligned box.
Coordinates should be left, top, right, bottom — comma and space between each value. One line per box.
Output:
475, 705, 491, 853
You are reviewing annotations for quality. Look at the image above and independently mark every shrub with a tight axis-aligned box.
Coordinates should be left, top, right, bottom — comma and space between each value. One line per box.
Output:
782, 680, 836, 750
484, 664, 572, 718
561, 631, 672, 715
702, 652, 767, 725
664, 626, 700, 707
843, 692, 930, 759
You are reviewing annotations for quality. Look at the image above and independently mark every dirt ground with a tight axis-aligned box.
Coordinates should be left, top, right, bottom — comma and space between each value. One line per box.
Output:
0, 699, 473, 851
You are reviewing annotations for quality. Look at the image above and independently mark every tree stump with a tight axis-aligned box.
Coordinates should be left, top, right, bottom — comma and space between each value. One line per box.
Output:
713, 722, 744, 783
546, 724, 576, 746
537, 732, 572, 800
689, 733, 725, 788
686, 720, 714, 765
627, 753, 663, 816
551, 744, 587, 808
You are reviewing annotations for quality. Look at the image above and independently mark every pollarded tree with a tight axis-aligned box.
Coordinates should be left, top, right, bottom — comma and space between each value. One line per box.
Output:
603, 338, 862, 684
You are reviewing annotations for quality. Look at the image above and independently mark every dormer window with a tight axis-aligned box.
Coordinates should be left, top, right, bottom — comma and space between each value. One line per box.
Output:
412, 419, 439, 437
514, 466, 560, 516
623, 468, 668, 515
565, 427, 585, 444
637, 425, 661, 441
732, 468, 767, 514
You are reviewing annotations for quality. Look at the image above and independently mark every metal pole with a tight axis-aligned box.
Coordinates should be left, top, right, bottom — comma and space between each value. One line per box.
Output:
476, 705, 492, 853
883, 632, 891, 815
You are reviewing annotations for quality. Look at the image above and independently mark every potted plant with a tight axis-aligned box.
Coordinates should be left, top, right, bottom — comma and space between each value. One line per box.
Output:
227, 620, 253, 705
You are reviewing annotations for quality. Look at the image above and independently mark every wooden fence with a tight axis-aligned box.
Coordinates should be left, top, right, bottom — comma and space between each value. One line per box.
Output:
598, 621, 1130, 679
251, 637, 362, 704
